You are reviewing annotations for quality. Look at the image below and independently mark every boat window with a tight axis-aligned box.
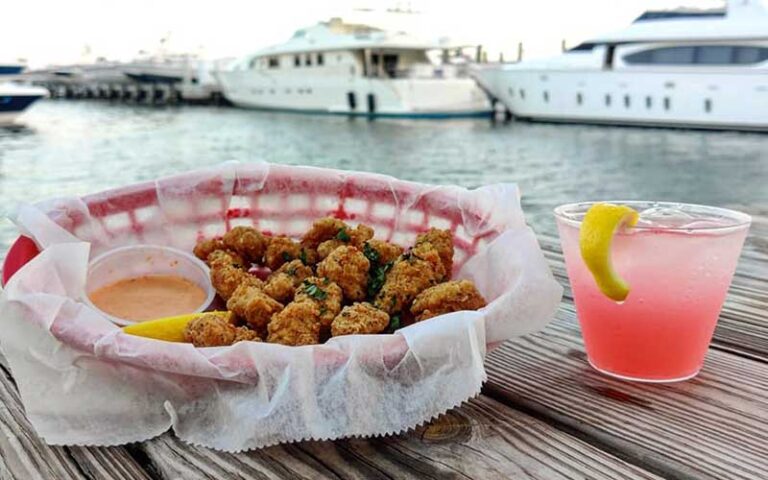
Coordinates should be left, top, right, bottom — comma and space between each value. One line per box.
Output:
519, 89, 525, 99
317, 53, 324, 66
696, 46, 733, 65
625, 46, 768, 66
568, 43, 596, 52
383, 54, 398, 78
705, 98, 712, 113
576, 93, 583, 105
645, 96, 652, 109
268, 57, 279, 68
305, 54, 312, 66
635, 10, 725, 22
733, 47, 768, 64
664, 97, 671, 110
295, 55, 301, 67
655, 47, 695, 65
605, 94, 611, 107
624, 95, 630, 108
543, 91, 549, 103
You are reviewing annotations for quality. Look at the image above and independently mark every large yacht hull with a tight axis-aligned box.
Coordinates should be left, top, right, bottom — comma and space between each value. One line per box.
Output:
217, 71, 491, 118
0, 84, 47, 124
474, 66, 768, 131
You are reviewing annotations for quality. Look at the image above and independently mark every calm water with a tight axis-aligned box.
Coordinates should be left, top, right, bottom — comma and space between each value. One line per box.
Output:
1, 99, 767, 257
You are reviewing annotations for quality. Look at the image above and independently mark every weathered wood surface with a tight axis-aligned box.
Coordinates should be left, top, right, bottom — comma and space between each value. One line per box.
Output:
0, 204, 765, 479
139, 396, 662, 480
0, 362, 150, 480
484, 309, 768, 480
0, 359, 661, 480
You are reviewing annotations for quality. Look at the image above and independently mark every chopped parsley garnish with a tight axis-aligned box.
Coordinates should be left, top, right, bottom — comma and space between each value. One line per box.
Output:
299, 249, 308, 265
286, 266, 297, 276
281, 252, 293, 262
388, 315, 401, 332
363, 242, 380, 264
367, 260, 393, 299
336, 227, 351, 242
302, 280, 328, 300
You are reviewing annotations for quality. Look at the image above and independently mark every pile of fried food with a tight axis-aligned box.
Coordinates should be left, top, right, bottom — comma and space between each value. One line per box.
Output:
186, 217, 487, 347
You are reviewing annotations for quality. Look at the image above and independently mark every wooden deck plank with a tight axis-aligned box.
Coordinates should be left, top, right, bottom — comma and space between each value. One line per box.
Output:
0, 362, 151, 480
138, 395, 662, 480
484, 308, 768, 480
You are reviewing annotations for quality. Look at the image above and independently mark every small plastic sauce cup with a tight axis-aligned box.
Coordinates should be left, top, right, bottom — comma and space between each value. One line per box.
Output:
84, 245, 214, 326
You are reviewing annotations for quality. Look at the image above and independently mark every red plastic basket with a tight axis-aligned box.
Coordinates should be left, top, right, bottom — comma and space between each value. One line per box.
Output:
2, 164, 501, 285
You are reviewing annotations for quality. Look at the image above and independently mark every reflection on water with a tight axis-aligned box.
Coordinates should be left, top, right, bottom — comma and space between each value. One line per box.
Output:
0, 124, 36, 136
1, 99, 767, 255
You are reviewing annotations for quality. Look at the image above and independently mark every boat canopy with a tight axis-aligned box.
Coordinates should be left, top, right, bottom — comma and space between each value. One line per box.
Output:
248, 18, 451, 58
591, 0, 768, 44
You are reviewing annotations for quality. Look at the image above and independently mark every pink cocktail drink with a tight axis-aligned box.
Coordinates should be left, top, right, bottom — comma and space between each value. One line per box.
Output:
555, 202, 750, 382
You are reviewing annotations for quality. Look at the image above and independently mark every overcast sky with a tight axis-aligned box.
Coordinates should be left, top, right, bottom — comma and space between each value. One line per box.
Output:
4, 0, 728, 67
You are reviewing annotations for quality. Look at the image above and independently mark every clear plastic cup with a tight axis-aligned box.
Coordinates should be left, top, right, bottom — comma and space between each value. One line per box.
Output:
84, 244, 214, 326
554, 201, 750, 382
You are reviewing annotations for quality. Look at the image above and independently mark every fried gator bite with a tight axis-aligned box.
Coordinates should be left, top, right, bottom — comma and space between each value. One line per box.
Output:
227, 283, 284, 331
267, 301, 322, 346
302, 217, 374, 254
411, 280, 487, 321
316, 224, 375, 259
294, 277, 343, 328
184, 312, 262, 347
415, 228, 454, 279
222, 226, 269, 264
364, 239, 404, 266
316, 246, 370, 302
374, 244, 446, 315
264, 235, 317, 270
210, 264, 263, 300
206, 248, 246, 269
331, 303, 390, 337
193, 238, 225, 263
263, 259, 314, 303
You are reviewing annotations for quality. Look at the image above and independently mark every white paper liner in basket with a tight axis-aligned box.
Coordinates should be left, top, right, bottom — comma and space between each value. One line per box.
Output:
0, 162, 562, 451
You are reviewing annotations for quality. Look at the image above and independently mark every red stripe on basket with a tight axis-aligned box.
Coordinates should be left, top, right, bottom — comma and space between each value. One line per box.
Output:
67, 167, 501, 261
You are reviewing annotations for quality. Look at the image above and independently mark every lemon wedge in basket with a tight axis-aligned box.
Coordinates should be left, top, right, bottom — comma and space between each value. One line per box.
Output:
122, 311, 232, 342
579, 203, 639, 302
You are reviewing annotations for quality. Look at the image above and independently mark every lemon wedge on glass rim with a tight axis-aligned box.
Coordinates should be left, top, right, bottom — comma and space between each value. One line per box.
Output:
579, 203, 639, 302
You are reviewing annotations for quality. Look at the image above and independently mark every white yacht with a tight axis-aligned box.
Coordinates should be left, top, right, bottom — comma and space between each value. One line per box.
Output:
0, 63, 47, 124
123, 54, 222, 102
473, 0, 768, 131
217, 18, 491, 118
